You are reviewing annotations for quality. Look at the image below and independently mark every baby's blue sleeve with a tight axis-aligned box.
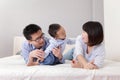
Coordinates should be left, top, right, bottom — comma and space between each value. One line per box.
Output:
41, 53, 55, 65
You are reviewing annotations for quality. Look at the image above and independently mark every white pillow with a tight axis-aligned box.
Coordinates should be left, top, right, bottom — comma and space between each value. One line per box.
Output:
105, 43, 120, 61
13, 36, 25, 55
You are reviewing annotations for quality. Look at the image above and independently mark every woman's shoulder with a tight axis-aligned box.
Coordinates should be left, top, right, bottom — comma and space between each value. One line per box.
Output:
76, 35, 82, 41
94, 42, 105, 53
95, 42, 104, 48
76, 35, 84, 43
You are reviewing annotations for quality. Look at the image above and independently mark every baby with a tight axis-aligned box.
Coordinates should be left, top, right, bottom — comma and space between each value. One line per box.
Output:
44, 24, 75, 60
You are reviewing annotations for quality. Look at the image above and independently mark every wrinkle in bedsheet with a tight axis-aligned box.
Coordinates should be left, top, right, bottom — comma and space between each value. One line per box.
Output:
0, 55, 120, 80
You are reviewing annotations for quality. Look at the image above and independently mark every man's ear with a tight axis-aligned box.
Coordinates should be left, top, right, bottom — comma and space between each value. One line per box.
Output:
55, 37, 57, 40
28, 40, 32, 44
55, 35, 58, 40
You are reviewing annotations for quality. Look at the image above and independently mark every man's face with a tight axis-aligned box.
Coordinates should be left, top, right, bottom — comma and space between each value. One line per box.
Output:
29, 30, 45, 48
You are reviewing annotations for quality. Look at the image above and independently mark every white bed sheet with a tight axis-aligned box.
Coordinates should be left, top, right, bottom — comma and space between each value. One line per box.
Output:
0, 55, 120, 80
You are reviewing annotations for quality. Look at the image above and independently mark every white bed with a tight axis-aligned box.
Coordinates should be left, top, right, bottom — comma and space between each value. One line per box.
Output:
0, 55, 120, 80
0, 36, 120, 80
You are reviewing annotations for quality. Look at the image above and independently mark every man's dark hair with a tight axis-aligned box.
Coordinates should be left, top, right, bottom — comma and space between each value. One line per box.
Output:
23, 24, 41, 40
48, 24, 61, 38
82, 21, 104, 46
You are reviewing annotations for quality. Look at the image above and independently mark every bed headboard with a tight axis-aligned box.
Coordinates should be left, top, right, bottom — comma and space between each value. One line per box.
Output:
13, 36, 25, 55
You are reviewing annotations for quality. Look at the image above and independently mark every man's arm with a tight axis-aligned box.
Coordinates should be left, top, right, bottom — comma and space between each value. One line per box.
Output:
27, 55, 39, 66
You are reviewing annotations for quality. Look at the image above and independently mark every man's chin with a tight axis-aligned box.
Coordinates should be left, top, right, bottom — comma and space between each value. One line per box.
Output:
39, 43, 44, 48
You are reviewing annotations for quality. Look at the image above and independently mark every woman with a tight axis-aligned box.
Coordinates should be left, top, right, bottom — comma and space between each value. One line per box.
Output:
64, 21, 105, 69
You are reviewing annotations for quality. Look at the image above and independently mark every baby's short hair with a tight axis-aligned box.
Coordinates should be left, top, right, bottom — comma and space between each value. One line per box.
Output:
48, 24, 61, 38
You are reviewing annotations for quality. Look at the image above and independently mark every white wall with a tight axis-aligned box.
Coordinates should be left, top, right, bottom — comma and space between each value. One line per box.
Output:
92, 0, 104, 25
104, 0, 120, 61
0, 0, 103, 57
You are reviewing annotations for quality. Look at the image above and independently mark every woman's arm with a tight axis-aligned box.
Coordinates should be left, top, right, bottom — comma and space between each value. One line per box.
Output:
77, 54, 88, 67
72, 55, 98, 69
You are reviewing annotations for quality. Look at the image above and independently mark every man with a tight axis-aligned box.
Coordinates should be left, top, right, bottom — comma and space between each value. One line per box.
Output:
21, 24, 64, 66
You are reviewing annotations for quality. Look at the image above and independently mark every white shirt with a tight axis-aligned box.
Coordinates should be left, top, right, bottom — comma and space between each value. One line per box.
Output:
44, 37, 75, 58
73, 35, 105, 68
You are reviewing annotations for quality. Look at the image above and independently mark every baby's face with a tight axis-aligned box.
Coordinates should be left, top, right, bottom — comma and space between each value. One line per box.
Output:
56, 26, 66, 40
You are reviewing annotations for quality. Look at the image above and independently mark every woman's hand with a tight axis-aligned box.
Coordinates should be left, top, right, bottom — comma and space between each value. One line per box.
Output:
84, 61, 98, 69
71, 60, 83, 68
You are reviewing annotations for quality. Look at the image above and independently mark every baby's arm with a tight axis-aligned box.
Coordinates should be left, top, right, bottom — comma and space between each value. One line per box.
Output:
44, 43, 56, 58
44, 38, 58, 58
66, 38, 76, 45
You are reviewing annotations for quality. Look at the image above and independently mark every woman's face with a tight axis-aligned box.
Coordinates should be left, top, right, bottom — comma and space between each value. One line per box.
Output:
81, 30, 88, 44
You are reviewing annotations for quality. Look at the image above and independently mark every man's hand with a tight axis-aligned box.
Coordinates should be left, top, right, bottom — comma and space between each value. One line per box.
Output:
52, 46, 62, 60
27, 49, 45, 66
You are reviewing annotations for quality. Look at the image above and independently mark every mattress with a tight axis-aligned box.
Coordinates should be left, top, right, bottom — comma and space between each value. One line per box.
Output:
0, 55, 120, 80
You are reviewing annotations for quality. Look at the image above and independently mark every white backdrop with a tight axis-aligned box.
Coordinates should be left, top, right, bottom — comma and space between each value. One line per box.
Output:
0, 0, 103, 57
104, 0, 120, 61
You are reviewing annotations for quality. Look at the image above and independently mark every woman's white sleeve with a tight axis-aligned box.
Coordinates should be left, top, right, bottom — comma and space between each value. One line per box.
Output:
94, 44, 105, 68
73, 36, 83, 59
